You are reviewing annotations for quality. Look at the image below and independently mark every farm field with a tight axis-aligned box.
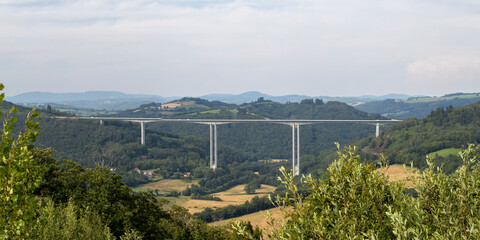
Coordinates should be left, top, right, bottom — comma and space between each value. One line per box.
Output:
133, 180, 276, 214
137, 179, 199, 193
377, 164, 420, 188
182, 184, 276, 214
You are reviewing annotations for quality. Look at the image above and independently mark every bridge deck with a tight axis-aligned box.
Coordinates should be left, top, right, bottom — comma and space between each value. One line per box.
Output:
56, 116, 401, 124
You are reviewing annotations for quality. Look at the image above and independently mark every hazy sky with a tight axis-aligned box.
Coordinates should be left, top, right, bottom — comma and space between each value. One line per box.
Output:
1, 0, 480, 97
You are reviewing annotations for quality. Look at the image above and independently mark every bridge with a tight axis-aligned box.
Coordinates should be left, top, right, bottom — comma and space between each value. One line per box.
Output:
57, 117, 401, 175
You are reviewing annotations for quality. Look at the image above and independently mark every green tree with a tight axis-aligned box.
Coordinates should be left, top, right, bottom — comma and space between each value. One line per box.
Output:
0, 84, 43, 239
244, 183, 256, 194
37, 199, 114, 240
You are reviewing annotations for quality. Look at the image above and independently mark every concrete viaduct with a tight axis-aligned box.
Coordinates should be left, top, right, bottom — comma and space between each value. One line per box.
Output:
59, 117, 401, 176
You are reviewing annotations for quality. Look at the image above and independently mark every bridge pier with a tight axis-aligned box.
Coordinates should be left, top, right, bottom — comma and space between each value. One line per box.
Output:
291, 123, 300, 176
141, 121, 146, 145
376, 122, 380, 138
209, 123, 218, 170
128, 120, 148, 145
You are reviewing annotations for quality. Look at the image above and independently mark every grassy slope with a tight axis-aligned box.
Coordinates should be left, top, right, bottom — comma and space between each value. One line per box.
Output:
427, 148, 462, 158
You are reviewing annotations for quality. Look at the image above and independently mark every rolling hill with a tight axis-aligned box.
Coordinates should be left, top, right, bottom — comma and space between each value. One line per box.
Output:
356, 101, 480, 173
115, 98, 386, 160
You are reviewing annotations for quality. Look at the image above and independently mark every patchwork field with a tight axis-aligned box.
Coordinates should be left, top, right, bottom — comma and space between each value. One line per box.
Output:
182, 184, 276, 214
134, 180, 276, 214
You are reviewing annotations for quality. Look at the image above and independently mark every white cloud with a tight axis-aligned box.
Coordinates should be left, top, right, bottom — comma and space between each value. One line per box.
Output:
406, 56, 480, 94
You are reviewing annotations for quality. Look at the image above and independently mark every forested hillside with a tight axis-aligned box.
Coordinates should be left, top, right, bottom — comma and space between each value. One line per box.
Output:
1, 85, 266, 239
124, 98, 386, 159
356, 93, 480, 119
3, 96, 390, 198
2, 99, 290, 198
357, 101, 480, 172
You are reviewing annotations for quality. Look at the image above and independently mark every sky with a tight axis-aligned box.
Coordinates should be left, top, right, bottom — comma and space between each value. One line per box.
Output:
1, 0, 480, 97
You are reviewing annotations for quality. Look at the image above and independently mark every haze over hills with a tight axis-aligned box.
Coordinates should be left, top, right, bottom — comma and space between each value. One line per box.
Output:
6, 91, 178, 111
7, 90, 416, 111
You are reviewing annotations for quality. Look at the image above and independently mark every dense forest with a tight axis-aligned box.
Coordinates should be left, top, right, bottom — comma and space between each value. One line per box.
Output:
356, 101, 480, 172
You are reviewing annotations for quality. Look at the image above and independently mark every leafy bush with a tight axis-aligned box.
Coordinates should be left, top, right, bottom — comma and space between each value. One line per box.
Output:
267, 144, 406, 239
267, 143, 480, 239
0, 84, 43, 239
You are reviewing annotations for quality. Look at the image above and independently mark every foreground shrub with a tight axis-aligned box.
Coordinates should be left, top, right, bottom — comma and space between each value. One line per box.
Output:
388, 144, 480, 239
268, 143, 480, 239
268, 144, 407, 239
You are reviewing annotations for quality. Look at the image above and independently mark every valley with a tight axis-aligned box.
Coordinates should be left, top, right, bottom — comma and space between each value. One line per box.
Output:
3, 89, 480, 238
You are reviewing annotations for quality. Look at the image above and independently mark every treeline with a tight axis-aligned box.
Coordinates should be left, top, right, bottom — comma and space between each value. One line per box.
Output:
194, 196, 274, 222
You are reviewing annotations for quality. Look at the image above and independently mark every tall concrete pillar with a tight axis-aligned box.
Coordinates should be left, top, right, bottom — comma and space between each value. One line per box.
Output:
291, 123, 300, 176
140, 121, 145, 145
209, 123, 217, 170
214, 123, 217, 169
376, 122, 380, 138
210, 123, 213, 169
292, 124, 295, 174
296, 124, 300, 176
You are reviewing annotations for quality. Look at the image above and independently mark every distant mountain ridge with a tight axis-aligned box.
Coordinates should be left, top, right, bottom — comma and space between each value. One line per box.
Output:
7, 91, 178, 111
7, 90, 415, 110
